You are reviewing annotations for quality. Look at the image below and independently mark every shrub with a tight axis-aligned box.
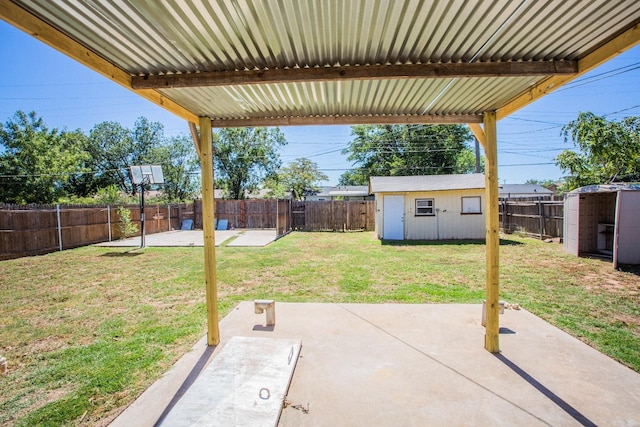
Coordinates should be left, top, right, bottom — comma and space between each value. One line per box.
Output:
117, 206, 138, 238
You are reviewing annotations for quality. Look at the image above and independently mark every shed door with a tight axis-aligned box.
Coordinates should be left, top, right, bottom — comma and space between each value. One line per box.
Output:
614, 191, 640, 267
563, 193, 579, 256
383, 195, 404, 240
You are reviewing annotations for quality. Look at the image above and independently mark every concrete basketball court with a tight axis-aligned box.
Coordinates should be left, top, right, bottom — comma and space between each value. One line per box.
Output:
111, 302, 640, 426
95, 229, 277, 248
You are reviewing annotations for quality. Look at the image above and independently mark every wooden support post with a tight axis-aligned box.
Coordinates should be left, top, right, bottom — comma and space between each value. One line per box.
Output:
484, 111, 500, 353
199, 117, 220, 346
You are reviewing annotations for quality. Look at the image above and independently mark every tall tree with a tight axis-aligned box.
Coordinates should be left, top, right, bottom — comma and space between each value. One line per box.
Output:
0, 111, 88, 204
339, 124, 476, 185
213, 127, 287, 199
557, 112, 640, 191
276, 158, 328, 200
86, 121, 136, 195
147, 135, 200, 202
524, 178, 558, 192
86, 117, 163, 196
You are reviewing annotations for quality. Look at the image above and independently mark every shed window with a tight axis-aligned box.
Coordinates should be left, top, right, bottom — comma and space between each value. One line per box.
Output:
415, 198, 435, 216
462, 196, 481, 214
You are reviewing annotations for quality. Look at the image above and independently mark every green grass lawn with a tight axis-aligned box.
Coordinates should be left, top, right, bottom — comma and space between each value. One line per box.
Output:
1, 231, 638, 425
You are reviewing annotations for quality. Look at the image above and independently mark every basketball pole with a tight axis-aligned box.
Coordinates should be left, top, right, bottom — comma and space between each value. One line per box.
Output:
140, 180, 145, 248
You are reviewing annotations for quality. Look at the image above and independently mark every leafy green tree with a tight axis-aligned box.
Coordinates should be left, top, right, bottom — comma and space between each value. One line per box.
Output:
524, 178, 558, 192
557, 112, 640, 190
0, 111, 89, 204
261, 175, 289, 199
340, 124, 476, 184
86, 117, 163, 196
338, 169, 369, 186
276, 158, 328, 200
95, 184, 125, 205
213, 127, 287, 199
147, 135, 200, 202
86, 121, 136, 195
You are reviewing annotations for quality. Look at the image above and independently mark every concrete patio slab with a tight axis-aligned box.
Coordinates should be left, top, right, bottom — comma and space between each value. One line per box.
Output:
95, 229, 276, 248
111, 302, 640, 427
226, 230, 278, 247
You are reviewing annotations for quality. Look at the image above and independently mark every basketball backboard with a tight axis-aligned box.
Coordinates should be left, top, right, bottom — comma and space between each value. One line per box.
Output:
130, 165, 164, 184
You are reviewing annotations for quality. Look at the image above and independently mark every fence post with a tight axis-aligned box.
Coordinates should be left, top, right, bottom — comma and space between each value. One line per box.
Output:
168, 204, 171, 231
107, 205, 112, 242
540, 197, 547, 238
537, 198, 544, 239
56, 204, 63, 251
346, 201, 349, 231
502, 199, 509, 233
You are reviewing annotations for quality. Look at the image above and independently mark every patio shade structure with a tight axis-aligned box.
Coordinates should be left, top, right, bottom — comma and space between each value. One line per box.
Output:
2, 0, 640, 352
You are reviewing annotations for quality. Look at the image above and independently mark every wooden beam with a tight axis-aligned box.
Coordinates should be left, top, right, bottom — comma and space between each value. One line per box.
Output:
483, 111, 500, 353
497, 22, 640, 120
188, 121, 201, 159
210, 114, 483, 128
132, 61, 578, 89
0, 0, 199, 123
468, 123, 485, 150
199, 117, 220, 346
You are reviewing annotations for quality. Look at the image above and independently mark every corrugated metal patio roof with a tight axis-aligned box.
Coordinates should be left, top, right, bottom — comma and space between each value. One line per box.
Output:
2, 0, 639, 127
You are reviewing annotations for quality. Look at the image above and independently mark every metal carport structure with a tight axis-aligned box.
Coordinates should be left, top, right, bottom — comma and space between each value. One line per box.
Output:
2, 0, 639, 353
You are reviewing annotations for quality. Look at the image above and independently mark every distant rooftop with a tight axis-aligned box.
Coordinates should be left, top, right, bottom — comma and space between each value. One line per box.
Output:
500, 184, 554, 197
314, 186, 370, 197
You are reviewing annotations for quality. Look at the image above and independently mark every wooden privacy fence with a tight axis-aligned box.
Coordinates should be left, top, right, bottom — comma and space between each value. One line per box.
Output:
0, 203, 187, 260
193, 199, 283, 230
499, 197, 564, 239
291, 200, 375, 231
192, 199, 375, 233
2, 197, 563, 260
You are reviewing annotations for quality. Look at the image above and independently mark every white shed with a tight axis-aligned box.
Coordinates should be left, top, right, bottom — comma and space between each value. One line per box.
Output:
563, 184, 640, 268
369, 174, 485, 241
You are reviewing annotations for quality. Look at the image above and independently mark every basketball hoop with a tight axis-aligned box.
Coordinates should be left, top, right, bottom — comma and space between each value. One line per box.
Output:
130, 165, 165, 248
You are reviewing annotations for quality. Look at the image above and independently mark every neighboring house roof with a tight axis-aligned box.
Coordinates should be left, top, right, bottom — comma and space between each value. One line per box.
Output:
201, 189, 285, 199
500, 184, 553, 198
314, 186, 371, 197
568, 183, 640, 194
369, 174, 485, 193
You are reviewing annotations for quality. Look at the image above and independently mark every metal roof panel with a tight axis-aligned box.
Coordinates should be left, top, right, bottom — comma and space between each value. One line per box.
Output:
7, 0, 640, 123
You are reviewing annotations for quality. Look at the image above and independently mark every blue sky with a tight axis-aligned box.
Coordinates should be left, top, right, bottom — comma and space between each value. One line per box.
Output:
1, 19, 639, 185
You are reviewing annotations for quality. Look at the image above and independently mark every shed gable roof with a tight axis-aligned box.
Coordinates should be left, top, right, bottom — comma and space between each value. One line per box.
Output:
369, 173, 485, 193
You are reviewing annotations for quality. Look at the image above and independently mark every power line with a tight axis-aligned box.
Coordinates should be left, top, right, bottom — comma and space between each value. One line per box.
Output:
555, 62, 640, 93
0, 168, 125, 179
498, 162, 555, 167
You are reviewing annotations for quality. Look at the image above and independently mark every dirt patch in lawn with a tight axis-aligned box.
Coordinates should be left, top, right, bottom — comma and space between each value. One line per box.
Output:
582, 271, 640, 296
